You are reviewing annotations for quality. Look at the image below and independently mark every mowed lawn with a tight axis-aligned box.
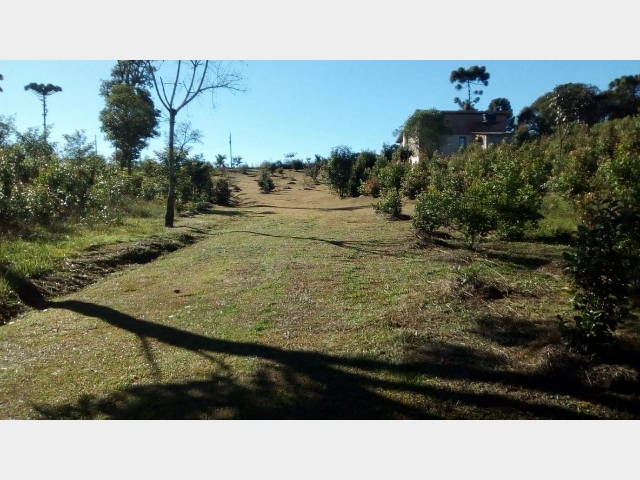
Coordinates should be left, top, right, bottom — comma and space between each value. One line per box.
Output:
1, 169, 638, 419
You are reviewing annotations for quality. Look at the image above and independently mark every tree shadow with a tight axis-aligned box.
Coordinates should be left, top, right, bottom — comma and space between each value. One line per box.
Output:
238, 230, 404, 257
24, 298, 640, 419
471, 314, 552, 348
243, 203, 372, 213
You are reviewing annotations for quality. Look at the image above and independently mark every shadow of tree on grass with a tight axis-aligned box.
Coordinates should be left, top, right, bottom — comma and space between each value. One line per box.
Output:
26, 298, 640, 419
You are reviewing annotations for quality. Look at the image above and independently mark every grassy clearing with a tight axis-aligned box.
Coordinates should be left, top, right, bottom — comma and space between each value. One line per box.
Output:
1, 169, 638, 419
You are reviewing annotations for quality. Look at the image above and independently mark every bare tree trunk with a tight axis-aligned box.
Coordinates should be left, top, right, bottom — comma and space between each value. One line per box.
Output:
165, 109, 177, 227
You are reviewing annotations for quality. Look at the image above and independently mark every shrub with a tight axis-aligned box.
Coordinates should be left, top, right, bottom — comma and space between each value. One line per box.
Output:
211, 176, 233, 206
412, 190, 451, 240
258, 168, 274, 193
323, 145, 356, 198
410, 142, 549, 248
359, 176, 381, 198
374, 189, 402, 218
402, 160, 430, 200
561, 197, 640, 353
291, 159, 304, 171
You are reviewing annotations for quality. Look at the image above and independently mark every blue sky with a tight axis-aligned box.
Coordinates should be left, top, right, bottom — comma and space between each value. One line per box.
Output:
2, 4, 639, 167
3, 60, 640, 166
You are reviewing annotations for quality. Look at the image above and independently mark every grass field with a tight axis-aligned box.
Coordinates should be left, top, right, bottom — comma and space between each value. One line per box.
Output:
1, 169, 638, 419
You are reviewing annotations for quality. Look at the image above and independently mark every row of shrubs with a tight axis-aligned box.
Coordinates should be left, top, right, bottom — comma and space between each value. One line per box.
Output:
0, 126, 235, 241
321, 116, 640, 354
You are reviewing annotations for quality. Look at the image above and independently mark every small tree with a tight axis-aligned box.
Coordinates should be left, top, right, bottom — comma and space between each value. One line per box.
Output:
147, 60, 244, 227
258, 163, 275, 193
215, 154, 227, 169
324, 145, 356, 198
24, 83, 62, 142
291, 158, 304, 171
561, 197, 639, 353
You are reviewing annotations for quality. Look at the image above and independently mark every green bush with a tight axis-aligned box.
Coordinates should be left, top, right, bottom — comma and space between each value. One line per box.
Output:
211, 176, 233, 206
258, 168, 274, 193
402, 160, 430, 200
410, 142, 549, 248
291, 159, 304, 171
323, 146, 356, 198
561, 197, 640, 353
374, 189, 402, 218
412, 190, 451, 240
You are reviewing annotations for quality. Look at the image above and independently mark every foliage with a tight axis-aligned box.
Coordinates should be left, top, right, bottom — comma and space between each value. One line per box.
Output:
549, 83, 602, 126
412, 188, 452, 240
348, 150, 377, 197
374, 189, 402, 218
176, 157, 214, 207
290, 158, 304, 171
0, 144, 131, 237
283, 152, 297, 170
487, 97, 515, 132
0, 115, 16, 147
395, 109, 451, 161
412, 143, 550, 247
211, 176, 233, 206
215, 154, 227, 169
561, 197, 640, 353
517, 83, 602, 140
601, 74, 640, 120
401, 159, 430, 200
258, 164, 275, 193
231, 156, 243, 169
550, 115, 640, 209
358, 176, 381, 197
323, 145, 356, 198
449, 66, 490, 111
304, 155, 324, 183
99, 61, 159, 175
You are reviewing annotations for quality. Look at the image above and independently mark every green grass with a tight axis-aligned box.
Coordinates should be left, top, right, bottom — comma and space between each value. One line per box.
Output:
0, 170, 638, 419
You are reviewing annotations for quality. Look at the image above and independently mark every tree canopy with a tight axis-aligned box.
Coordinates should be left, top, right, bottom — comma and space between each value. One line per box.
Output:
449, 66, 490, 111
24, 82, 62, 141
603, 74, 640, 119
487, 97, 515, 132
99, 61, 159, 175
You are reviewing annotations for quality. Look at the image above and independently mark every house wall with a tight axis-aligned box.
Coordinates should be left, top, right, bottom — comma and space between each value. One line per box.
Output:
440, 134, 476, 156
401, 134, 420, 164
473, 133, 513, 149
399, 110, 512, 164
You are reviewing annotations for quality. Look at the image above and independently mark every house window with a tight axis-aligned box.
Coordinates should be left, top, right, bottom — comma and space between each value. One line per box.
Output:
458, 136, 467, 148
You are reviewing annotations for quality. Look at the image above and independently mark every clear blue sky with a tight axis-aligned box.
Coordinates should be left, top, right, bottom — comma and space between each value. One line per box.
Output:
3, 60, 640, 166
2, 4, 639, 167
